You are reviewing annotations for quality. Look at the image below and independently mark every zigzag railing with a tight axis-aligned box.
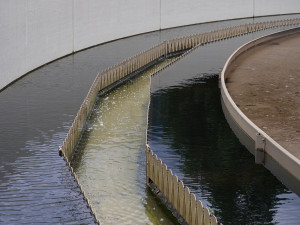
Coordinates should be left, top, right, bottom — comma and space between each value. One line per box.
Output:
58, 18, 300, 225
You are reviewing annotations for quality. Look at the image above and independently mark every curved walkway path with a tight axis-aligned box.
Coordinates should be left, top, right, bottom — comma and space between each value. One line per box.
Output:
226, 30, 300, 158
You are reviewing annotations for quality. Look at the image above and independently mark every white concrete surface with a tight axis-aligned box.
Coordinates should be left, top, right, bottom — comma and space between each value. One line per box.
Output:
0, 0, 73, 90
73, 0, 161, 51
161, 0, 253, 29
255, 0, 300, 17
1, 0, 300, 90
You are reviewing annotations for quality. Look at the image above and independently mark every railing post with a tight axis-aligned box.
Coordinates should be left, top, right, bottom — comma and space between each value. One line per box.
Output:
165, 41, 168, 58
255, 133, 265, 164
57, 17, 298, 224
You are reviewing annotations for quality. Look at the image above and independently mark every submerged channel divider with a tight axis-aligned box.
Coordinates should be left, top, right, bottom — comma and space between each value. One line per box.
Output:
59, 18, 300, 224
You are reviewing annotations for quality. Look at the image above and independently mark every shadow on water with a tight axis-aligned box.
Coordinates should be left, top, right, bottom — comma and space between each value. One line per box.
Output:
147, 74, 300, 225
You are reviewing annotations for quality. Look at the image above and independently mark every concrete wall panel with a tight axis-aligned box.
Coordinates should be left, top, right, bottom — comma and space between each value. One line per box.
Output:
0, 1, 27, 90
25, 0, 73, 70
73, 0, 160, 51
0, 0, 299, 90
254, 0, 300, 17
0, 0, 73, 90
161, 0, 253, 29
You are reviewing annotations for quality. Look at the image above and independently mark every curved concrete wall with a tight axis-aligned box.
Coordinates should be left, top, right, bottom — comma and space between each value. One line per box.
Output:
1, 0, 300, 90
220, 28, 300, 195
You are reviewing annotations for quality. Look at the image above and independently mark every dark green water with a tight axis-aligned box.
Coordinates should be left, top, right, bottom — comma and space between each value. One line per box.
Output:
148, 75, 299, 224
147, 33, 300, 224
1, 13, 300, 224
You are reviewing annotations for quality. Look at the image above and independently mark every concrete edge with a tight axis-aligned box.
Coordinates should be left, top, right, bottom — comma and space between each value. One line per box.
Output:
220, 27, 300, 188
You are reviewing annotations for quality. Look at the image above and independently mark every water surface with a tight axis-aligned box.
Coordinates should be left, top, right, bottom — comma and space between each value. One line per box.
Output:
147, 25, 300, 225
72, 65, 180, 224
1, 14, 299, 224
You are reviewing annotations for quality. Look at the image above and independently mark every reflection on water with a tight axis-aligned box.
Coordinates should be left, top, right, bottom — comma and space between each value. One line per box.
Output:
148, 29, 300, 224
71, 66, 180, 225
0, 23, 162, 224
148, 75, 300, 225
1, 13, 299, 224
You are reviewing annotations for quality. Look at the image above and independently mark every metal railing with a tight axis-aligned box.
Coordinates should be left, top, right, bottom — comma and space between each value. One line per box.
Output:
58, 18, 300, 224
146, 146, 221, 225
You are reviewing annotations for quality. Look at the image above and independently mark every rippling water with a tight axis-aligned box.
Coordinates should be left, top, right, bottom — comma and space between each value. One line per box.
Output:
71, 64, 181, 225
1, 13, 299, 224
0, 29, 162, 224
148, 26, 300, 225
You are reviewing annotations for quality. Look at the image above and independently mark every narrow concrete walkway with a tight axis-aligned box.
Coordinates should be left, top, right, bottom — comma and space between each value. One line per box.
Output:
226, 30, 300, 159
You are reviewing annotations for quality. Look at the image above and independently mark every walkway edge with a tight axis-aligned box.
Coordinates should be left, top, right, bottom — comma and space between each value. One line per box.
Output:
220, 27, 300, 194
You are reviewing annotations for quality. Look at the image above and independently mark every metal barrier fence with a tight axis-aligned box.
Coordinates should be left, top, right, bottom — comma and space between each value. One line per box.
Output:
59, 18, 300, 161
146, 145, 221, 225
58, 18, 300, 224
146, 19, 300, 225
59, 42, 166, 160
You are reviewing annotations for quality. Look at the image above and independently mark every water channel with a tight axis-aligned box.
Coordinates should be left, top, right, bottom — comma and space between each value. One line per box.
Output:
0, 14, 299, 224
148, 25, 300, 225
71, 61, 181, 224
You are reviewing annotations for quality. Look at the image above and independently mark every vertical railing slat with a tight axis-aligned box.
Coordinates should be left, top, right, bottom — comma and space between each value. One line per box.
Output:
196, 200, 204, 225
203, 208, 210, 225
178, 181, 185, 216
172, 175, 179, 210
167, 170, 173, 202
211, 215, 218, 225
162, 164, 168, 196
184, 187, 191, 223
191, 193, 197, 225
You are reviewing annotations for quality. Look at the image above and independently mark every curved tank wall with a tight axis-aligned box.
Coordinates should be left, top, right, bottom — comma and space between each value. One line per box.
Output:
1, 0, 300, 90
